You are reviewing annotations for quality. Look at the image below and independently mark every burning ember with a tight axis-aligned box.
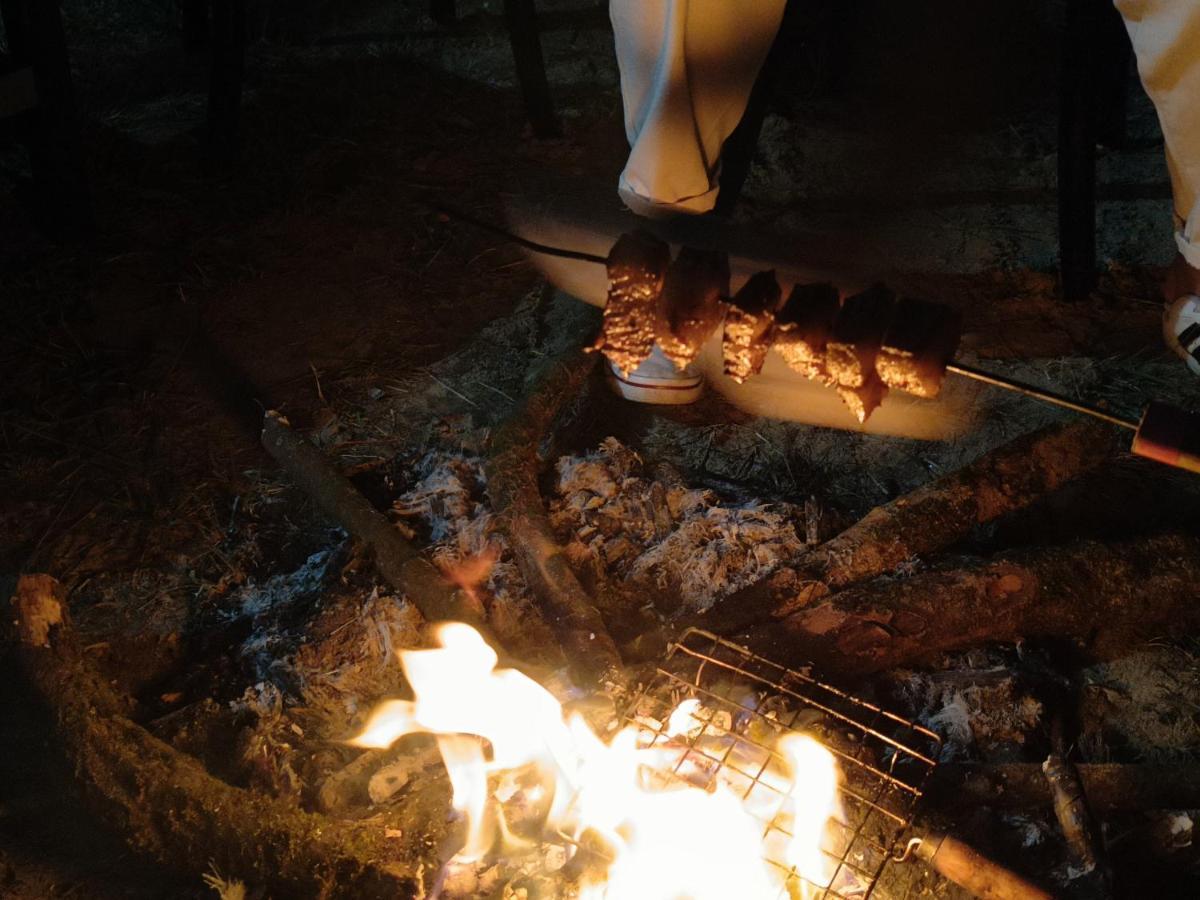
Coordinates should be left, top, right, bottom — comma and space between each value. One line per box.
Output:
352, 623, 844, 898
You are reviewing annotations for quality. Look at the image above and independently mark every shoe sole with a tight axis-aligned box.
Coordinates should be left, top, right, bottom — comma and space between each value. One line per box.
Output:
606, 369, 703, 405
1164, 295, 1200, 377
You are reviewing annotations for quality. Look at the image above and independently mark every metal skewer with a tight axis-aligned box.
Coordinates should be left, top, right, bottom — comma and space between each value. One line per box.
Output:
430, 205, 1199, 471
945, 362, 1138, 431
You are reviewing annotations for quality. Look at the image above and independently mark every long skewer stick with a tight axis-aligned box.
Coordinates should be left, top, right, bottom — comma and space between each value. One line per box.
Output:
945, 362, 1138, 430
428, 205, 1162, 432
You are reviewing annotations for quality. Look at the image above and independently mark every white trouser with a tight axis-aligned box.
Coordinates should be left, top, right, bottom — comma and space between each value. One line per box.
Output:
1115, 0, 1200, 268
610, 0, 785, 217
613, 0, 1200, 266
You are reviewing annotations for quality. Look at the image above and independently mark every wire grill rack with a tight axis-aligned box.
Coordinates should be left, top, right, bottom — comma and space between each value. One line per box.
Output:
621, 629, 942, 899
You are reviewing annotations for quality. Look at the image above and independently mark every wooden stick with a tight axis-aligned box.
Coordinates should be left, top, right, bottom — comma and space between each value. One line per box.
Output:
701, 421, 1118, 634
1043, 754, 1113, 896
739, 533, 1200, 677
261, 411, 495, 639
484, 341, 623, 687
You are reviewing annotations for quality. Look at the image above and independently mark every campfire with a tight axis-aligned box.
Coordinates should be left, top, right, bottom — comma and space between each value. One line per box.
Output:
348, 623, 935, 899
7, 291, 1200, 899
9, 2, 1200, 897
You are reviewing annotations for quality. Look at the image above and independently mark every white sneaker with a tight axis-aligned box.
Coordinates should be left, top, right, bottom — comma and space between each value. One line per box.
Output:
1164, 294, 1200, 376
606, 345, 703, 405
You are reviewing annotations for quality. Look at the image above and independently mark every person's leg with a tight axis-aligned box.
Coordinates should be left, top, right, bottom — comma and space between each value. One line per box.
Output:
610, 0, 786, 218
1115, 0, 1200, 371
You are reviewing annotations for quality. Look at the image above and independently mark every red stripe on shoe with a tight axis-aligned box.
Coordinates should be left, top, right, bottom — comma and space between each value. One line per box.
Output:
610, 371, 701, 391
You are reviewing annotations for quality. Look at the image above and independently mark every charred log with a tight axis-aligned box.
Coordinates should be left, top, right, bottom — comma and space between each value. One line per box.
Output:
261, 411, 494, 638
702, 420, 1120, 633
739, 533, 1200, 677
485, 341, 624, 687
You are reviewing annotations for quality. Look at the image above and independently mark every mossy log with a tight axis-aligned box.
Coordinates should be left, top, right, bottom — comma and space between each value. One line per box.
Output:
703, 421, 1119, 633
739, 533, 1200, 677
485, 343, 623, 687
6, 575, 425, 898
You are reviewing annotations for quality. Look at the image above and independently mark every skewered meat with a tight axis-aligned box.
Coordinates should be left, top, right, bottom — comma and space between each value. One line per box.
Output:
723, 270, 782, 382
837, 372, 888, 423
876, 297, 962, 399
593, 231, 672, 376
773, 282, 840, 384
826, 284, 896, 388
657, 247, 731, 369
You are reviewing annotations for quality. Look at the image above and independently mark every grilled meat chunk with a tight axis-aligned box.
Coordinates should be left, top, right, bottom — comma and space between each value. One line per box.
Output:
837, 372, 888, 423
877, 297, 962, 398
723, 270, 782, 382
657, 247, 730, 369
773, 282, 840, 384
826, 284, 896, 388
593, 231, 672, 376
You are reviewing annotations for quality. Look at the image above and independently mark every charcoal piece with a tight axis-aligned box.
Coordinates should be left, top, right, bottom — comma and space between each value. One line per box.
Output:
593, 231, 671, 376
723, 270, 782, 382
657, 246, 730, 369
876, 297, 963, 398
826, 284, 896, 388
773, 282, 840, 384
837, 372, 888, 423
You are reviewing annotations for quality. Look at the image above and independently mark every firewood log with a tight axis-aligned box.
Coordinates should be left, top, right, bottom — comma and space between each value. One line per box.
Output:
262, 411, 495, 640
738, 533, 1200, 677
699, 421, 1119, 634
6, 574, 426, 899
485, 330, 623, 688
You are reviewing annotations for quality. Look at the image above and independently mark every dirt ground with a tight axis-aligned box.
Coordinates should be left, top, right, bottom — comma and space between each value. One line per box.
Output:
3, 1, 1200, 897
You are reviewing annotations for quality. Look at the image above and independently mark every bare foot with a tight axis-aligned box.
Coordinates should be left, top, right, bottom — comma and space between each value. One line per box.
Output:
1163, 252, 1200, 303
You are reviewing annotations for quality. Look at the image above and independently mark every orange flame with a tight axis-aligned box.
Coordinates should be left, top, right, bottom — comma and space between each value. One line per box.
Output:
352, 623, 842, 896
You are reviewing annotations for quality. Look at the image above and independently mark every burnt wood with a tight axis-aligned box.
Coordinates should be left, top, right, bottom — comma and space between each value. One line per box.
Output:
261, 411, 497, 639
484, 331, 623, 687
698, 421, 1119, 635
740, 532, 1200, 677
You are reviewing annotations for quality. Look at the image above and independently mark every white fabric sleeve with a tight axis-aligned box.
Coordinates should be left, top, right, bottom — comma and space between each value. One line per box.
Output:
1115, 0, 1200, 268
610, 0, 786, 217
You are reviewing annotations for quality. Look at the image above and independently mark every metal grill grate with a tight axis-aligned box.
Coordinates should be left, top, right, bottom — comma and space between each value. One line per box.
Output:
621, 629, 942, 899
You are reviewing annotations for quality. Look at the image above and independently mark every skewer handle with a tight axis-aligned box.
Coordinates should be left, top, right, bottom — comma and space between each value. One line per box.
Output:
1132, 401, 1200, 474
914, 830, 1056, 900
